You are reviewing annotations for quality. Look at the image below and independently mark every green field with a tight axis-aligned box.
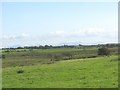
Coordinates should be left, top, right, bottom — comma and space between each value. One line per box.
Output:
3, 55, 118, 88
2, 48, 99, 68
2, 46, 118, 88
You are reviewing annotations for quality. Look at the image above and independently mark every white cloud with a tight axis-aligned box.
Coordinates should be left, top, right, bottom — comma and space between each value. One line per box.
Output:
2, 33, 29, 39
50, 30, 65, 35
1, 27, 118, 47
48, 27, 117, 38
21, 33, 29, 37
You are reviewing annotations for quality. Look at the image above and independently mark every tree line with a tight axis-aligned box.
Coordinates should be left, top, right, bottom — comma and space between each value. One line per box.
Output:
2, 43, 118, 50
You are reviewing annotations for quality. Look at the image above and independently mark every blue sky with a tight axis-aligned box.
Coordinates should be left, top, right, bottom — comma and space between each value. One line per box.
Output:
2, 2, 118, 47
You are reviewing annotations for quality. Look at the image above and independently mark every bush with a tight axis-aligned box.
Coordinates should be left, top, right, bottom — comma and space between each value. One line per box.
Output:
98, 47, 110, 56
17, 70, 24, 74
87, 56, 97, 58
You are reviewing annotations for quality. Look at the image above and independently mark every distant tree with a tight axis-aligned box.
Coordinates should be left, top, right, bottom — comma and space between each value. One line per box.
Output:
49, 45, 53, 48
17, 47, 23, 49
79, 44, 82, 46
98, 47, 110, 56
44, 45, 49, 49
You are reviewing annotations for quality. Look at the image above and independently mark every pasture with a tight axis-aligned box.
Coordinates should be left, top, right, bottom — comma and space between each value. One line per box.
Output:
3, 55, 118, 88
2, 46, 118, 88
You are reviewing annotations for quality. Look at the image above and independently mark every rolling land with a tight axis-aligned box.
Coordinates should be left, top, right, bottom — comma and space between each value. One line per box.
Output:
2, 44, 119, 88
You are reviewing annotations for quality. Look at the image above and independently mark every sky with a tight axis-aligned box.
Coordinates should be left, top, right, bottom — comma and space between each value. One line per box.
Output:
1, 2, 118, 48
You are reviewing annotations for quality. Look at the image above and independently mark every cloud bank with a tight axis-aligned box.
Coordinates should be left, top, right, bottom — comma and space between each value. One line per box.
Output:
1, 27, 118, 48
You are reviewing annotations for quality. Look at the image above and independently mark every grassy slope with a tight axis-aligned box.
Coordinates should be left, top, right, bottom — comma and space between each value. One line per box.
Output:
3, 55, 118, 88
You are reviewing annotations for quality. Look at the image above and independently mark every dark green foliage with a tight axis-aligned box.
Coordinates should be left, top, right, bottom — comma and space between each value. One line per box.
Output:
98, 47, 110, 56
17, 70, 24, 74
2, 43, 118, 50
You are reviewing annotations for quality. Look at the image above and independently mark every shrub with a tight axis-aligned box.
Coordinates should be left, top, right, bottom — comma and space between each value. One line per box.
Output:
87, 56, 97, 58
5, 50, 10, 52
17, 70, 24, 74
98, 47, 110, 56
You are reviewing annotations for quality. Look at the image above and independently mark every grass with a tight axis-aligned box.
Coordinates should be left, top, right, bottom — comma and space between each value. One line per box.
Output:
2, 55, 118, 88
3, 47, 117, 68
2, 48, 99, 68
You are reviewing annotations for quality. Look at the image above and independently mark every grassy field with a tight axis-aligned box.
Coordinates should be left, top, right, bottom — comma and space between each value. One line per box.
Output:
2, 47, 118, 68
2, 47, 118, 88
2, 48, 99, 68
3, 55, 118, 88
